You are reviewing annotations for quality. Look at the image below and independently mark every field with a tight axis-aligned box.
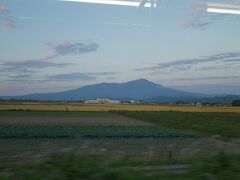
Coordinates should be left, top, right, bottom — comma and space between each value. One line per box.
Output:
0, 105, 239, 179
113, 111, 240, 138
1, 102, 240, 112
0, 153, 239, 180
0, 112, 152, 126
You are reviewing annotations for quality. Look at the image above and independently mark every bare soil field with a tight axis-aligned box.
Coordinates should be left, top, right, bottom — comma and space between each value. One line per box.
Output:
0, 116, 153, 126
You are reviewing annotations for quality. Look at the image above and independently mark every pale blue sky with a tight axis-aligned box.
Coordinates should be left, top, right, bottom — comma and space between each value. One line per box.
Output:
0, 0, 240, 95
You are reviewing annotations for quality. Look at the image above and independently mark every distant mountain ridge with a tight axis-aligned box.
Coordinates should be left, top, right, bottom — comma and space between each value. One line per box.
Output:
0, 79, 239, 103
0, 79, 205, 101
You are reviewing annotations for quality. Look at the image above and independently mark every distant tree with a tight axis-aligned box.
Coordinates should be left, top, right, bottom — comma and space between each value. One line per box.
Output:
232, 100, 240, 107
176, 101, 186, 105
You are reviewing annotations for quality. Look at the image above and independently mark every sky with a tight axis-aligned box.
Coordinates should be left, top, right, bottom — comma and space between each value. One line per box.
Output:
0, 0, 240, 96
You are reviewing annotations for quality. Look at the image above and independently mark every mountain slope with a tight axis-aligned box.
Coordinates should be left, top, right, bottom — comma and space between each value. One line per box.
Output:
1, 79, 205, 101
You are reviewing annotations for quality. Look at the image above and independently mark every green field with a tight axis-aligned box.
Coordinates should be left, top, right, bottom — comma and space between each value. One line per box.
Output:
0, 110, 239, 179
0, 125, 197, 139
0, 153, 239, 180
113, 111, 240, 138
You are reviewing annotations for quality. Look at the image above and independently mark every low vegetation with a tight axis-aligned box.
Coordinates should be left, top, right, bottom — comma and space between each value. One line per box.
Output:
0, 110, 239, 179
0, 125, 197, 139
0, 153, 239, 180
112, 111, 240, 138
232, 100, 240, 107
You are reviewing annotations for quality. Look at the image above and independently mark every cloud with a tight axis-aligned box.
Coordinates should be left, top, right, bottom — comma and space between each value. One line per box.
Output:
47, 41, 100, 56
3, 74, 33, 82
3, 71, 117, 83
224, 58, 240, 62
180, 19, 209, 29
135, 52, 240, 71
1, 56, 74, 72
15, 16, 63, 22
103, 22, 152, 27
3, 60, 73, 69
179, 3, 210, 29
0, 5, 8, 13
1, 22, 16, 30
0, 4, 16, 30
8, 74, 32, 79
46, 71, 118, 81
181, 1, 240, 29
166, 76, 240, 81
191, 4, 206, 13
47, 73, 96, 81
87, 72, 118, 76
1, 41, 100, 72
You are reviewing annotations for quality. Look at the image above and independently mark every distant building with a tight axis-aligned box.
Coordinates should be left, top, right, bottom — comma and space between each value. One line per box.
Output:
129, 100, 135, 104
128, 100, 142, 104
84, 98, 121, 104
195, 102, 202, 107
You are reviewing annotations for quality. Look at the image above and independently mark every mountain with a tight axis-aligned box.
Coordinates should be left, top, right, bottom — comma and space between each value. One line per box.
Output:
0, 79, 206, 101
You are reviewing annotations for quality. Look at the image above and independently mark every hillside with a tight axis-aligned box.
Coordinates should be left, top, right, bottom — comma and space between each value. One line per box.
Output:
0, 79, 205, 101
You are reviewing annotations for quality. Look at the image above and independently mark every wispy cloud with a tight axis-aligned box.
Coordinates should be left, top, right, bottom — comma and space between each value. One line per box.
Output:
2, 70, 118, 82
2, 59, 73, 70
1, 41, 100, 72
103, 22, 152, 27
179, 19, 209, 29
135, 52, 240, 71
0, 5, 8, 13
179, 3, 209, 29
15, 16, 63, 22
0, 4, 16, 30
191, 4, 206, 13
8, 74, 32, 79
163, 76, 240, 81
46, 71, 117, 81
87, 72, 118, 76
1, 22, 16, 30
181, 3, 211, 29
48, 73, 96, 81
180, 1, 240, 29
48, 41, 100, 56
0, 54, 68, 72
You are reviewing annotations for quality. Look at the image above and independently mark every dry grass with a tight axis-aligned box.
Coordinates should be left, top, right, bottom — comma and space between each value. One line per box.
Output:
0, 103, 240, 113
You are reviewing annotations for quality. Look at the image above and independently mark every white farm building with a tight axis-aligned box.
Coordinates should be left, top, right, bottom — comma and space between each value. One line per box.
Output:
84, 98, 121, 104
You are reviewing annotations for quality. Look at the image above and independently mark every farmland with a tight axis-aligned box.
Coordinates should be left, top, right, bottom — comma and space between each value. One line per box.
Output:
113, 111, 240, 138
0, 108, 239, 179
0, 125, 196, 139
0, 153, 239, 180
0, 102, 240, 112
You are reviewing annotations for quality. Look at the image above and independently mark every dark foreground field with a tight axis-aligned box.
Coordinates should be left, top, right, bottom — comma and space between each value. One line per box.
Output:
113, 111, 240, 138
0, 153, 239, 180
0, 110, 239, 179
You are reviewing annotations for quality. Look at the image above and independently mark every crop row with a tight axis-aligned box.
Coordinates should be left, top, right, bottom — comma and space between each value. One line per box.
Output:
0, 125, 197, 139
